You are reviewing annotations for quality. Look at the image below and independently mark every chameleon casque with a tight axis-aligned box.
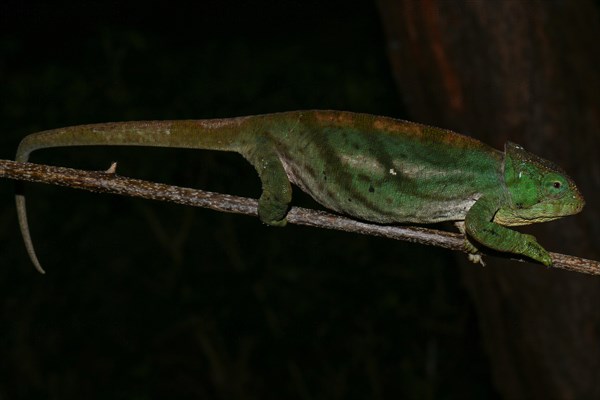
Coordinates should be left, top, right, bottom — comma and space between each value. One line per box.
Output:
15, 110, 584, 273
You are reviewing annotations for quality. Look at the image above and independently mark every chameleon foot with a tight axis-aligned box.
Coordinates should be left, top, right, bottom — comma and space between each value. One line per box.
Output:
467, 253, 486, 266
258, 193, 289, 227
455, 222, 486, 266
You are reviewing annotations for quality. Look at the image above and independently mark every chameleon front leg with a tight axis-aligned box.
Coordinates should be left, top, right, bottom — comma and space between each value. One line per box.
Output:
242, 140, 292, 226
465, 196, 553, 266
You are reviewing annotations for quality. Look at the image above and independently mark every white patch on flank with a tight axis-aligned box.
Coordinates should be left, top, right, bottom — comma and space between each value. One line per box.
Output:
165, 128, 171, 135
518, 171, 522, 179
339, 153, 385, 173
391, 159, 457, 179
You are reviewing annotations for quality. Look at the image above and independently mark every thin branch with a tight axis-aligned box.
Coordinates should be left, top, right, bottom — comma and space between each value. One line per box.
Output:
1, 159, 599, 275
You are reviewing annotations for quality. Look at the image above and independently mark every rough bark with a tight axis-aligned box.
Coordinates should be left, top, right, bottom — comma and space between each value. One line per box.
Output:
376, 1, 600, 399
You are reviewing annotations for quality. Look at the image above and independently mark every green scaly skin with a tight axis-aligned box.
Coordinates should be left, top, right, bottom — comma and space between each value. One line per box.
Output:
15, 111, 585, 273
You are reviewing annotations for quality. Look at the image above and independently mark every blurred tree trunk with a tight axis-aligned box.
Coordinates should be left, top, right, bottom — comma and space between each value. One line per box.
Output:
376, 1, 600, 399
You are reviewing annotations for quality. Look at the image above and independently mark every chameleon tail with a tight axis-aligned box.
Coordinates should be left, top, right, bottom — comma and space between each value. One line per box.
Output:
14, 118, 255, 273
15, 193, 44, 274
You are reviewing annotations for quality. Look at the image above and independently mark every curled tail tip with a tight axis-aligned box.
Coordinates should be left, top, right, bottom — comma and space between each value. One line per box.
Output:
24, 233, 46, 274
15, 194, 46, 274
33, 258, 46, 274
25, 238, 46, 274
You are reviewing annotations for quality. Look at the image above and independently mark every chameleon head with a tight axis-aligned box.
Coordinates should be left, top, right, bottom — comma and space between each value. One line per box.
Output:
494, 142, 585, 226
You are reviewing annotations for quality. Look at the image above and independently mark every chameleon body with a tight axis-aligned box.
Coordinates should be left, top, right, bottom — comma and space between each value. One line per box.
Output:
15, 111, 584, 273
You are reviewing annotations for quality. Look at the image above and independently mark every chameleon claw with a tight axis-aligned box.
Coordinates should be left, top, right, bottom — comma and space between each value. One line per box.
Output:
467, 253, 486, 266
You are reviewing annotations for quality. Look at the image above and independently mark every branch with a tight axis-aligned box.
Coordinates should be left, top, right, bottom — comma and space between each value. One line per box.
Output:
1, 159, 599, 275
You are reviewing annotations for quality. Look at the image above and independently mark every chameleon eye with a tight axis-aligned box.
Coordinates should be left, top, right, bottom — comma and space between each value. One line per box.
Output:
544, 174, 567, 195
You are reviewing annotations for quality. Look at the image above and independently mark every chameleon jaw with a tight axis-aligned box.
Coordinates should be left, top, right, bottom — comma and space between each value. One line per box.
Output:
494, 200, 584, 226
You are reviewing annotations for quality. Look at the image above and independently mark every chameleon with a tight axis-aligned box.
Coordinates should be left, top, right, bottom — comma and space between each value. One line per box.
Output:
15, 110, 584, 273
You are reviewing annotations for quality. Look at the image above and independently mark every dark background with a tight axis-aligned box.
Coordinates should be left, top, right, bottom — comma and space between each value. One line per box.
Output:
1, 1, 598, 399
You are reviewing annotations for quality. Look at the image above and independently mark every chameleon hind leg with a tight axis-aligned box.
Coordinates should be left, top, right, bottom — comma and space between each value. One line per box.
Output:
242, 141, 292, 227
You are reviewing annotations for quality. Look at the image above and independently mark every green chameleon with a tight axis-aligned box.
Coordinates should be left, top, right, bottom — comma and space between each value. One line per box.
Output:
16, 111, 584, 273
